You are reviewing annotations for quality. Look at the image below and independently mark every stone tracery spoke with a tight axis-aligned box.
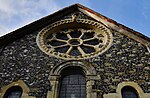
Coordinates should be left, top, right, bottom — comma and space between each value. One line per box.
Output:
37, 17, 112, 60
67, 33, 72, 39
79, 32, 84, 39
66, 46, 73, 54
47, 39, 53, 42
83, 44, 98, 49
77, 47, 86, 56
83, 38, 95, 42
56, 39, 67, 43
54, 44, 68, 48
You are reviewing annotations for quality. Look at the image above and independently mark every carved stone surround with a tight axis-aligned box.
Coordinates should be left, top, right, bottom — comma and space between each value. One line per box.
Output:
0, 80, 36, 98
47, 61, 100, 98
36, 13, 113, 60
103, 82, 150, 98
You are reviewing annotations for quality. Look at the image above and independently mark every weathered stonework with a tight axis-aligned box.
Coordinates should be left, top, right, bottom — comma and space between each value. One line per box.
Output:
0, 80, 36, 98
87, 30, 150, 97
0, 10, 149, 98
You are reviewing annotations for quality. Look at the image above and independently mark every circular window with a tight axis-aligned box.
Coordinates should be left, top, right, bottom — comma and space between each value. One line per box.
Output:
37, 17, 112, 60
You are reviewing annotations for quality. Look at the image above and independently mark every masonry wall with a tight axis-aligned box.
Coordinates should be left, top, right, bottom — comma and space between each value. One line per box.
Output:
0, 28, 149, 98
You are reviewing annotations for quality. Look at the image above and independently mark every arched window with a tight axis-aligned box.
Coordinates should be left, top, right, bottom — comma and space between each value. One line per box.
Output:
59, 66, 86, 98
3, 86, 22, 98
121, 86, 139, 98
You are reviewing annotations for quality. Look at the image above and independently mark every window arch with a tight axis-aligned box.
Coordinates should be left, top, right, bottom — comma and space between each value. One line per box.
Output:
3, 86, 22, 98
59, 66, 86, 98
47, 61, 99, 98
121, 86, 139, 98
103, 82, 150, 98
0, 80, 36, 98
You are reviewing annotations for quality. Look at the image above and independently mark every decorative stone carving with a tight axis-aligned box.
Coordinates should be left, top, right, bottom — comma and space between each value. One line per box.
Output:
36, 13, 113, 60
0, 11, 149, 98
47, 61, 100, 98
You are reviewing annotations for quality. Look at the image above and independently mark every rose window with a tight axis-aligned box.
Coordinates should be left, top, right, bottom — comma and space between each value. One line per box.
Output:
46, 29, 105, 56
37, 17, 112, 60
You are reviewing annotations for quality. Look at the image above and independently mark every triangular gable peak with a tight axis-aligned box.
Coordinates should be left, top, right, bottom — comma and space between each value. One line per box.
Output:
77, 4, 150, 45
0, 4, 149, 49
36, 11, 113, 60
0, 4, 150, 98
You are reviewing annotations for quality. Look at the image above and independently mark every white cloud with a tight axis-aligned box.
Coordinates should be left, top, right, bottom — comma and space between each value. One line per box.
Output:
0, 25, 9, 34
0, 0, 61, 36
0, 0, 16, 14
0, 0, 93, 37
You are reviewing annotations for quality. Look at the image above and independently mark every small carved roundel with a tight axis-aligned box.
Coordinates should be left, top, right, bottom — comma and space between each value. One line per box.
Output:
37, 17, 113, 60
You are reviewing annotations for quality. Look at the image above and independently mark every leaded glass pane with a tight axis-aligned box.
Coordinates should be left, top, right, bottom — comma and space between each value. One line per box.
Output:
122, 86, 139, 98
7, 91, 22, 98
4, 86, 22, 98
59, 67, 86, 98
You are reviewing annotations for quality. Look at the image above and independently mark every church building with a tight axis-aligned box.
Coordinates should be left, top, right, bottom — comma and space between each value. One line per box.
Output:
0, 4, 150, 98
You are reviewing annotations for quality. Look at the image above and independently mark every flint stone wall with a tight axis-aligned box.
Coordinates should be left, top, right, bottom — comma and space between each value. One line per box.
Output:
0, 29, 149, 98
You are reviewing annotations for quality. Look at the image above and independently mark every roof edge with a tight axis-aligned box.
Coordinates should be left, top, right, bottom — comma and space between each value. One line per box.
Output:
0, 3, 79, 46
0, 3, 149, 47
76, 4, 150, 42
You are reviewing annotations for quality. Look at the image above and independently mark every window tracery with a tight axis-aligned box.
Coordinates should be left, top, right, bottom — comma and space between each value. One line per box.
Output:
45, 29, 105, 57
37, 13, 113, 60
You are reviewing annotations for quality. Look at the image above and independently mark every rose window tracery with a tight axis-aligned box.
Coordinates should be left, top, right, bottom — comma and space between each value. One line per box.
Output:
46, 29, 105, 56
37, 14, 113, 60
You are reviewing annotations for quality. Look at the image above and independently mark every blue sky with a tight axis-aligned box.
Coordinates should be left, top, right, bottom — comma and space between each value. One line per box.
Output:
0, 0, 150, 37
